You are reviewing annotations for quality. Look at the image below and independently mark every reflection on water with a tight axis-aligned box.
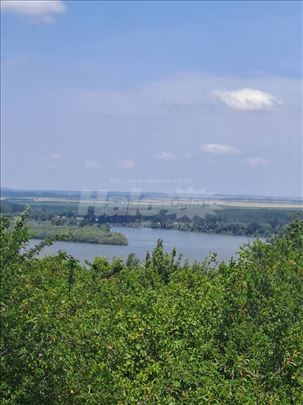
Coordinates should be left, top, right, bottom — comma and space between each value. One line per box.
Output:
27, 226, 257, 263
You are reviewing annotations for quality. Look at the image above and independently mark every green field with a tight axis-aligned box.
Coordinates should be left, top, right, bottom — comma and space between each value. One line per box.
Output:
1, 195, 302, 238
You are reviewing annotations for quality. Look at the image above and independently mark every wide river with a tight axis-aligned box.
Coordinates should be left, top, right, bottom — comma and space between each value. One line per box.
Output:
28, 226, 257, 263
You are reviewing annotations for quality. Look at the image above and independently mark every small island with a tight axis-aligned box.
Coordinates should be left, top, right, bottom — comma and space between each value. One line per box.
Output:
29, 221, 128, 246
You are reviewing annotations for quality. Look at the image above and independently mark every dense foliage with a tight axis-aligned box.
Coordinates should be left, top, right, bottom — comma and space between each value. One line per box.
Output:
29, 220, 128, 246
2, 197, 302, 237
1, 213, 303, 404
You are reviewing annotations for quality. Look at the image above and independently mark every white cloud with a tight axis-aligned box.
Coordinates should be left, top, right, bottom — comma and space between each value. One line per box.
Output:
77, 75, 297, 119
41, 153, 62, 161
1, 1, 66, 21
200, 144, 240, 155
154, 151, 192, 160
84, 161, 101, 170
42, 153, 62, 168
176, 186, 215, 196
213, 88, 281, 111
49, 153, 62, 161
154, 151, 177, 161
117, 160, 136, 170
246, 158, 270, 167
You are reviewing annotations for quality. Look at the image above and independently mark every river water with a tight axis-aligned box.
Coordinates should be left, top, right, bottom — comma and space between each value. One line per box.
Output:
27, 226, 257, 263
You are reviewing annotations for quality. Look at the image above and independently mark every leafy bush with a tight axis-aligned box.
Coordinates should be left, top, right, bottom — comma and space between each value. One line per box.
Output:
1, 214, 302, 404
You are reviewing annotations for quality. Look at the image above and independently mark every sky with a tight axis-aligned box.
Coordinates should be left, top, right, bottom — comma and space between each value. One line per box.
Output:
1, 0, 302, 197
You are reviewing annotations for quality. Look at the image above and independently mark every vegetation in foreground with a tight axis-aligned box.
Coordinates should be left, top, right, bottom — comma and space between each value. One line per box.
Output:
1, 213, 303, 404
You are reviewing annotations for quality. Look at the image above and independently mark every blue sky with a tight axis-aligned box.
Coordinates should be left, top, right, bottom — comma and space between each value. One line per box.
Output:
1, 1, 302, 196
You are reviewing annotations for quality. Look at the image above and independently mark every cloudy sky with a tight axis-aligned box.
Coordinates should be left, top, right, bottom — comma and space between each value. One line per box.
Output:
1, 1, 302, 196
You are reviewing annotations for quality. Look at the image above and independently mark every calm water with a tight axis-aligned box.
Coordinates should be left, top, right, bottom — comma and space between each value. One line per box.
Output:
27, 226, 256, 263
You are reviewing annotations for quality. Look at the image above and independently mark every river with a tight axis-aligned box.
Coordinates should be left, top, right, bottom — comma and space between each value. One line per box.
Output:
27, 226, 257, 263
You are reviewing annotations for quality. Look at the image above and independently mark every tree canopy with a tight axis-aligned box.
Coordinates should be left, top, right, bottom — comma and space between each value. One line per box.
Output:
1, 213, 303, 404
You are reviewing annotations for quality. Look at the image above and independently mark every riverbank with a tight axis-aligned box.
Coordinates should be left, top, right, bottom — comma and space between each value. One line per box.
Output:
27, 225, 257, 263
29, 221, 128, 246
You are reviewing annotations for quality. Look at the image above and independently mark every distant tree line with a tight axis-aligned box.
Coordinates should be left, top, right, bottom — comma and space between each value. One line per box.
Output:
1, 198, 302, 237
